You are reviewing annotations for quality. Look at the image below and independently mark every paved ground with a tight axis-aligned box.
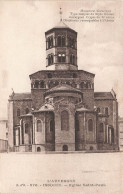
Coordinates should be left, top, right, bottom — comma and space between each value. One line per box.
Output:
0, 152, 123, 194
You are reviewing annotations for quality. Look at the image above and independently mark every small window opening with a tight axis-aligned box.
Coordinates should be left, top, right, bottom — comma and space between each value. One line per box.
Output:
37, 147, 41, 152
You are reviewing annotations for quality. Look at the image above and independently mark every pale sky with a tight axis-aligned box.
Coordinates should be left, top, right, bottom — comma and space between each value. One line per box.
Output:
0, 0, 123, 119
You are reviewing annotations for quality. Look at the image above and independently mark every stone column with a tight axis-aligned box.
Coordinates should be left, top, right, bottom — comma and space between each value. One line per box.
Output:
84, 112, 86, 149
19, 119, 22, 145
107, 125, 109, 143
104, 124, 105, 143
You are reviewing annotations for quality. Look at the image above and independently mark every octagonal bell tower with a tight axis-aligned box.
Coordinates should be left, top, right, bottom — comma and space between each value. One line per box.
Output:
45, 10, 78, 71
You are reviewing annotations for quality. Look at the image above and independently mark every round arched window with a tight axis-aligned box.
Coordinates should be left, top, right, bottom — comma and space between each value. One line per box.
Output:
88, 119, 93, 131
99, 123, 104, 132
17, 109, 20, 117
37, 120, 42, 132
61, 110, 69, 131
25, 123, 29, 134
25, 108, 29, 114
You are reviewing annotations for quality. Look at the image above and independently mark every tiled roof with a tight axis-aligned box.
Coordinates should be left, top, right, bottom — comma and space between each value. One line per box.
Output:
9, 93, 31, 101
54, 20, 70, 29
94, 92, 115, 100
45, 21, 77, 34
29, 70, 95, 78
33, 103, 54, 113
20, 113, 32, 117
45, 84, 82, 95
76, 107, 90, 112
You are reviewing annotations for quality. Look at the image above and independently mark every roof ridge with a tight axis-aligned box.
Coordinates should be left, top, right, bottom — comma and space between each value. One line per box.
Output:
29, 70, 95, 77
14, 92, 31, 94
94, 92, 111, 93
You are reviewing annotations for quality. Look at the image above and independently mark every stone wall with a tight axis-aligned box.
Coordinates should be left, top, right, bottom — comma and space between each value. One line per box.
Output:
31, 89, 45, 110
54, 103, 75, 151
13, 100, 32, 126
33, 112, 45, 145
75, 111, 96, 150
95, 99, 119, 149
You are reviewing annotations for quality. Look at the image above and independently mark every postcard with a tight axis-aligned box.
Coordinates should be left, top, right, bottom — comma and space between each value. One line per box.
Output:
0, 0, 123, 193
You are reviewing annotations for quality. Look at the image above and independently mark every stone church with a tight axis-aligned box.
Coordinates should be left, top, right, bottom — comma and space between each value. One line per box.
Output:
8, 18, 119, 152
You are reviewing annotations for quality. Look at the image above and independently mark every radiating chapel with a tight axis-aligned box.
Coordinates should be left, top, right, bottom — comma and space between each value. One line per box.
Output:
8, 14, 119, 152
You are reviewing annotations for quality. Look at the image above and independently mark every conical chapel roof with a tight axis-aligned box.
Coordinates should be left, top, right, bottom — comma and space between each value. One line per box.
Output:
44, 84, 82, 96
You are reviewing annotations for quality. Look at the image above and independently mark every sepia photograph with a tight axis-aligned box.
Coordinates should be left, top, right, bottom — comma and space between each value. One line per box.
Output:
0, 0, 123, 193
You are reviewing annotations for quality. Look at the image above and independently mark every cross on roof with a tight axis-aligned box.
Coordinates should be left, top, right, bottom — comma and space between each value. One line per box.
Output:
59, 7, 62, 21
